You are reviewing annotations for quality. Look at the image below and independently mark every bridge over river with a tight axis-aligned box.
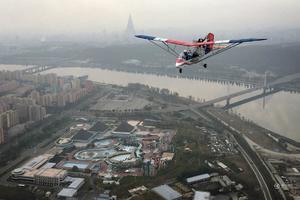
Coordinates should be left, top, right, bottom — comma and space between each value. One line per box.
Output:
160, 72, 300, 113
21, 65, 300, 111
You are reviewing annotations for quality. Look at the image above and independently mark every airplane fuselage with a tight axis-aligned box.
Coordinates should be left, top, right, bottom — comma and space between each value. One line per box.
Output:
175, 56, 201, 67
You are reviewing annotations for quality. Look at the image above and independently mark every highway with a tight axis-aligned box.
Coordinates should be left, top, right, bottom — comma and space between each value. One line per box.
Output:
205, 108, 286, 200
233, 135, 272, 200
195, 72, 300, 107
154, 72, 300, 114
170, 102, 286, 200
206, 109, 273, 200
223, 88, 280, 109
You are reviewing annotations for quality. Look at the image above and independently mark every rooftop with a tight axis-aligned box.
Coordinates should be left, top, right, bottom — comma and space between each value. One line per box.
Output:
72, 129, 94, 141
186, 174, 210, 184
35, 168, 67, 178
89, 121, 108, 132
57, 188, 77, 198
152, 184, 182, 200
194, 191, 211, 200
17, 154, 53, 171
40, 162, 56, 169
127, 120, 141, 126
68, 177, 85, 189
114, 121, 135, 133
161, 152, 175, 161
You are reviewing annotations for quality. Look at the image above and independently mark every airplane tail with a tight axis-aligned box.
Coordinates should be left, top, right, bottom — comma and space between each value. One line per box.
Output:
205, 33, 214, 54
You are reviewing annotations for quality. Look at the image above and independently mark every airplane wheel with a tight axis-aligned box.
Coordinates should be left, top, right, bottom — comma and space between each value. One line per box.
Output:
179, 68, 182, 73
203, 64, 207, 68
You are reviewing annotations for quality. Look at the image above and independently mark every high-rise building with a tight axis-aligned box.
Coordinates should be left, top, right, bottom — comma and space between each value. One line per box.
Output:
29, 105, 46, 122
0, 128, 4, 144
57, 94, 66, 107
58, 78, 64, 89
16, 104, 29, 123
0, 112, 8, 129
41, 107, 46, 119
45, 73, 58, 87
125, 14, 136, 35
124, 14, 136, 43
84, 80, 94, 92
42, 94, 54, 106
71, 79, 81, 89
0, 110, 18, 129
6, 110, 18, 128
0, 80, 19, 93
30, 90, 40, 104
0, 102, 9, 113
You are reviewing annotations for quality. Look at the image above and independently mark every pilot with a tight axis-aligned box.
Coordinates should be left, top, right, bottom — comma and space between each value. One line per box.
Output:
183, 50, 189, 60
192, 50, 199, 58
187, 50, 193, 60
183, 50, 193, 60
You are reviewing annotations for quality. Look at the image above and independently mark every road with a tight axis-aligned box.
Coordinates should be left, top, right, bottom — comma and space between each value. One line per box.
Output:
233, 135, 272, 200
160, 72, 300, 113
206, 108, 286, 200
245, 137, 300, 160
206, 109, 273, 200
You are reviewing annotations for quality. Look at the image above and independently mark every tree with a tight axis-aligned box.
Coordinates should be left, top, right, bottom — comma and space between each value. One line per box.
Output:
72, 166, 79, 172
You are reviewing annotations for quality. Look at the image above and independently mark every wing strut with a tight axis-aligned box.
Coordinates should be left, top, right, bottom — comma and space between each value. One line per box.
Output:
149, 41, 179, 58
198, 43, 241, 63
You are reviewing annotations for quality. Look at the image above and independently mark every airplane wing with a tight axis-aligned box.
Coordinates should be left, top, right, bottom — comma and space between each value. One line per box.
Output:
197, 38, 267, 63
135, 35, 214, 47
135, 34, 266, 47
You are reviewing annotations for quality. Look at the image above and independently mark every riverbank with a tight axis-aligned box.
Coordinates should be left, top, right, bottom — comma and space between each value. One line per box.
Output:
0, 64, 299, 142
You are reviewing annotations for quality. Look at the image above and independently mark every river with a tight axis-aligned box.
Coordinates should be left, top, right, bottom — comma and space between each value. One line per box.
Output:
1, 65, 299, 142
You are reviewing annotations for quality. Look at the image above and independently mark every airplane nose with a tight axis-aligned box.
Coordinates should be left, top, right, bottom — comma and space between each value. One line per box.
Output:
176, 62, 183, 67
176, 58, 184, 67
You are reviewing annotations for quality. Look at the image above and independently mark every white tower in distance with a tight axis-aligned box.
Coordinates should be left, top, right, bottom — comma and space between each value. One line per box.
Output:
125, 14, 136, 35
124, 14, 136, 43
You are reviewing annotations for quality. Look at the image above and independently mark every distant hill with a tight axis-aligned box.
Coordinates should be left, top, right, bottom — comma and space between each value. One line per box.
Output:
209, 43, 300, 76
1, 42, 299, 77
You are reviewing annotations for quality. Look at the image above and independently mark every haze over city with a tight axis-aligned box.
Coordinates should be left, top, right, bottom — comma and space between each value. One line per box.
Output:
0, 1, 299, 200
1, 0, 300, 39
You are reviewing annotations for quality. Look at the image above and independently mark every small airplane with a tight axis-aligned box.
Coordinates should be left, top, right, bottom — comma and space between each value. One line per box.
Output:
135, 33, 266, 73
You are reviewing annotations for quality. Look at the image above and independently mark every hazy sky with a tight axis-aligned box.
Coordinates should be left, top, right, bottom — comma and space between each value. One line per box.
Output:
1, 0, 300, 35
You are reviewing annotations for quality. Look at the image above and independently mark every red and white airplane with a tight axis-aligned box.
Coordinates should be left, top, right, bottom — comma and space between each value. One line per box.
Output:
135, 33, 266, 73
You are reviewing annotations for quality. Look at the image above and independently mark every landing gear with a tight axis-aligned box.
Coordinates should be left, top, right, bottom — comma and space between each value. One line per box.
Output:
179, 68, 183, 73
203, 63, 207, 68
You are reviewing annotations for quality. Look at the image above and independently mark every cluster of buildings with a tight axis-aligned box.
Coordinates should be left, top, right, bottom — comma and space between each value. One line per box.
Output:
0, 80, 19, 93
53, 118, 176, 178
0, 69, 94, 144
265, 157, 300, 199
11, 154, 66, 185
57, 177, 85, 199
11, 153, 86, 199
147, 172, 245, 200
30, 87, 90, 107
10, 116, 177, 198
1, 96, 47, 122
0, 96, 47, 144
